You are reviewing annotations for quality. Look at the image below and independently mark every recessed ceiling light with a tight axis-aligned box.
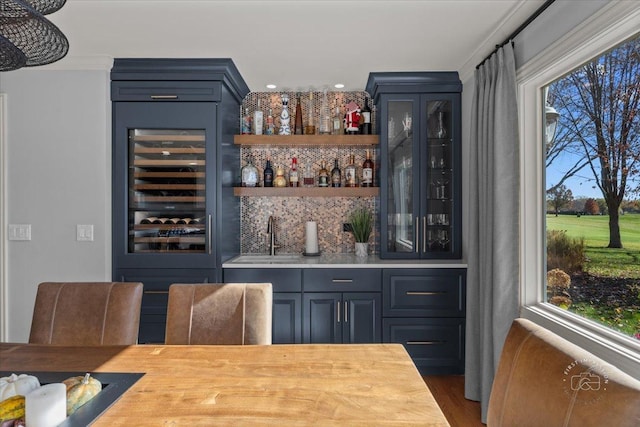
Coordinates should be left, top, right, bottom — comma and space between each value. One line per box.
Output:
334, 83, 345, 89
266, 84, 277, 89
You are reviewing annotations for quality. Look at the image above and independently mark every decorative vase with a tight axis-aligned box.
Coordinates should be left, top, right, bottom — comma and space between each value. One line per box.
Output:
355, 242, 368, 257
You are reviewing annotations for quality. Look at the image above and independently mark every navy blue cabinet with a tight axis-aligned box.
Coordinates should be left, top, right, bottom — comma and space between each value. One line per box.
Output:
382, 268, 466, 374
112, 59, 249, 343
366, 73, 462, 259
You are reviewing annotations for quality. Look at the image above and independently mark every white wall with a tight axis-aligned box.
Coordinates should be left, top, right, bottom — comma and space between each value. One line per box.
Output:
0, 70, 111, 342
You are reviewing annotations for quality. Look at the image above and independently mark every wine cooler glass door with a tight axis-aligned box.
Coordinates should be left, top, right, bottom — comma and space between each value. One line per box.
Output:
129, 128, 207, 254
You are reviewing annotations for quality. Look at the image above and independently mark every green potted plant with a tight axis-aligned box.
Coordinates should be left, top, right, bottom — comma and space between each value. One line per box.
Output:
348, 207, 373, 257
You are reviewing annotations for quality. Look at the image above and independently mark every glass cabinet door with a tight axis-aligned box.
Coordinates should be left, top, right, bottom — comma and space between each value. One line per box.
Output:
384, 99, 419, 255
424, 99, 453, 254
129, 129, 208, 254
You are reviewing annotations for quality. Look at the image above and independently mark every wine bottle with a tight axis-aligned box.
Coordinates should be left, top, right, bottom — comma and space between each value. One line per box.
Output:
318, 160, 329, 187
253, 99, 263, 135
294, 93, 304, 135
331, 158, 342, 187
360, 98, 372, 135
344, 154, 358, 187
289, 157, 299, 187
263, 158, 274, 187
362, 149, 374, 187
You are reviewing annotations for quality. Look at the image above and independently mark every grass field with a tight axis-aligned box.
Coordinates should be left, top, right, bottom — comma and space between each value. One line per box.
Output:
546, 213, 640, 277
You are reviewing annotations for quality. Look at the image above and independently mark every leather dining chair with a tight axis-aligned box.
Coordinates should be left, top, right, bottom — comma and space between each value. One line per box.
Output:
165, 283, 273, 345
29, 281, 143, 345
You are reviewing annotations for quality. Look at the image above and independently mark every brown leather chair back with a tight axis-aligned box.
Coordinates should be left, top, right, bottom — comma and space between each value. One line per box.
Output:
488, 318, 640, 426
29, 282, 143, 345
165, 283, 272, 345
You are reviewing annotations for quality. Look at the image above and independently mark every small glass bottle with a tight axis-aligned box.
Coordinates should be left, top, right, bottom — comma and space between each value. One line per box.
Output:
265, 108, 275, 135
361, 149, 374, 187
318, 160, 329, 187
241, 156, 259, 187
241, 107, 252, 135
289, 157, 299, 187
344, 154, 358, 187
330, 158, 342, 187
253, 99, 263, 135
263, 158, 274, 187
273, 165, 287, 187
303, 163, 315, 187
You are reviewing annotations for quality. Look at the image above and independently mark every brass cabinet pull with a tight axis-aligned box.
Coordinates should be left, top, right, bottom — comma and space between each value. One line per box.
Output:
144, 290, 169, 295
406, 340, 445, 345
336, 301, 341, 323
332, 279, 353, 283
415, 216, 419, 253
150, 95, 178, 99
405, 291, 447, 296
344, 301, 348, 323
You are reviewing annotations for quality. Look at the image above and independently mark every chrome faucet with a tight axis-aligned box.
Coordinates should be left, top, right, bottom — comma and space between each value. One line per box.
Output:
266, 215, 281, 256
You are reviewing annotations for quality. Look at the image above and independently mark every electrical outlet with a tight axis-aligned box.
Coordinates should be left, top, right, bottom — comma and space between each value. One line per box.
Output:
343, 223, 353, 232
77, 224, 94, 241
8, 224, 31, 241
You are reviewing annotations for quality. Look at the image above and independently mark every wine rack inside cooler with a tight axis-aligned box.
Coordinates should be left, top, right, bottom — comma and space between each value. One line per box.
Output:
129, 129, 207, 253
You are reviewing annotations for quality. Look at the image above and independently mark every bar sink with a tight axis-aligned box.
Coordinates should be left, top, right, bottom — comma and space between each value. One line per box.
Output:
231, 254, 302, 264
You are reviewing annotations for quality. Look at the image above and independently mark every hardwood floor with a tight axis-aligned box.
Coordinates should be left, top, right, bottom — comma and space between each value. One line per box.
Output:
423, 375, 484, 427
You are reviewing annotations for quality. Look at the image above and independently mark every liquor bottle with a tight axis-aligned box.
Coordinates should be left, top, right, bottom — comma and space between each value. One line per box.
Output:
294, 93, 304, 135
253, 99, 263, 135
344, 154, 358, 187
241, 156, 259, 187
305, 91, 316, 135
360, 98, 372, 135
317, 160, 329, 187
289, 157, 299, 187
279, 94, 291, 135
303, 163, 315, 187
263, 158, 274, 187
265, 108, 275, 135
319, 89, 331, 134
330, 158, 342, 187
362, 149, 374, 187
332, 105, 343, 135
273, 165, 287, 187
241, 107, 252, 135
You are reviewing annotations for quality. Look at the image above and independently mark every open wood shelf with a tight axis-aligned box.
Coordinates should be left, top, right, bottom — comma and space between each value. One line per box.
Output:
233, 187, 379, 197
234, 134, 379, 146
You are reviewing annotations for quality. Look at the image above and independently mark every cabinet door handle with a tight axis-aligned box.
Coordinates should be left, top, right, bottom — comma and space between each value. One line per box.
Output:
344, 301, 348, 323
406, 340, 445, 345
336, 301, 341, 323
332, 279, 353, 283
415, 216, 419, 253
423, 216, 427, 253
405, 291, 447, 296
144, 290, 169, 295
207, 214, 212, 255
150, 95, 178, 99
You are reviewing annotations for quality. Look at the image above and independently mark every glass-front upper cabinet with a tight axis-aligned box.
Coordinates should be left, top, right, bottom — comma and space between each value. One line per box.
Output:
366, 72, 462, 259
129, 129, 207, 254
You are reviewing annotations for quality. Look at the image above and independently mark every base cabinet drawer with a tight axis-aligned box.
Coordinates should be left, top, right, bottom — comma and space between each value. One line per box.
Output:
383, 318, 465, 375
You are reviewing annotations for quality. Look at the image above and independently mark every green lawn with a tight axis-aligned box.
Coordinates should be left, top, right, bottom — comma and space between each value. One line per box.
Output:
546, 213, 640, 278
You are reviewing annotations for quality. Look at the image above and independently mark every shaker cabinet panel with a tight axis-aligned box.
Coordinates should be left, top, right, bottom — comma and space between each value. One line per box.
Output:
303, 293, 342, 343
273, 293, 302, 344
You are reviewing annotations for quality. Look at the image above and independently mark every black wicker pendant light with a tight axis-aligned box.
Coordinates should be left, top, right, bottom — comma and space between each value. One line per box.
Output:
0, 0, 68, 72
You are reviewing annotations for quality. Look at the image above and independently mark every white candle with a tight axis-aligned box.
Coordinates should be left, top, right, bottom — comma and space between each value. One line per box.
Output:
305, 221, 319, 254
26, 383, 67, 427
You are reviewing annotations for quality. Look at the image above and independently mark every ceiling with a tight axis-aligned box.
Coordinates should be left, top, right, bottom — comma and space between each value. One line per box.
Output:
46, 0, 546, 91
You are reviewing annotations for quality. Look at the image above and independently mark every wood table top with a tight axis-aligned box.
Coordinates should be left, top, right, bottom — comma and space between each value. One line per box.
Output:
0, 343, 449, 426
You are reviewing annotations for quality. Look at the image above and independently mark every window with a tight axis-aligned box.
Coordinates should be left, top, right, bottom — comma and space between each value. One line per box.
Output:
544, 34, 640, 341
519, 2, 640, 376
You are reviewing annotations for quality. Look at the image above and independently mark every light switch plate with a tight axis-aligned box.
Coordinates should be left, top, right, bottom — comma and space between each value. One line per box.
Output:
8, 224, 31, 241
77, 224, 94, 241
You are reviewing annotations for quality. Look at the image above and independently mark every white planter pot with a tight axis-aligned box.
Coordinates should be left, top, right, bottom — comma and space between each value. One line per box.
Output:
355, 242, 368, 257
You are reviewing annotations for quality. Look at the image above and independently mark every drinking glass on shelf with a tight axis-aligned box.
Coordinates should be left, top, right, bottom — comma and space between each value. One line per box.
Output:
436, 180, 449, 199
438, 230, 450, 251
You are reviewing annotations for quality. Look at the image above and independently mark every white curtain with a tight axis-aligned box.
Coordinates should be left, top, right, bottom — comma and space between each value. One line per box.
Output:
465, 42, 520, 423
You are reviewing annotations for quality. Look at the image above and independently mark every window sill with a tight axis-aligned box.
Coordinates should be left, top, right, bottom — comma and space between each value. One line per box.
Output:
521, 303, 640, 380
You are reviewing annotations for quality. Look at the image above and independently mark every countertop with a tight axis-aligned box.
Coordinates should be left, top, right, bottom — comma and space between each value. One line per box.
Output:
223, 253, 468, 269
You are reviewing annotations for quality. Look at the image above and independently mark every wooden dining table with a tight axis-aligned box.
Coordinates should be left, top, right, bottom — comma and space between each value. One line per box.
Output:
0, 342, 450, 426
